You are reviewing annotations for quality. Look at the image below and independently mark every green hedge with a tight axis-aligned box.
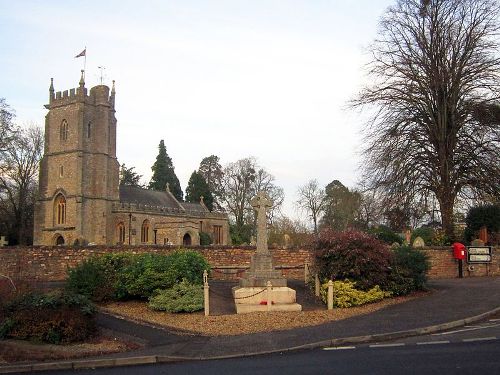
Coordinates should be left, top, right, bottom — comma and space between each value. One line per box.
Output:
0, 291, 96, 344
66, 250, 210, 302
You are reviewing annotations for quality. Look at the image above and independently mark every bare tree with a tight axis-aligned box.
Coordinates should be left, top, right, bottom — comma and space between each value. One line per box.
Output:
0, 125, 43, 244
0, 98, 16, 154
295, 179, 326, 235
221, 157, 283, 243
352, 0, 500, 239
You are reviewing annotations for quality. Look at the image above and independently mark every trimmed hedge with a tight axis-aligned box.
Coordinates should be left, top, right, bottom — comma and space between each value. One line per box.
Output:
0, 291, 96, 344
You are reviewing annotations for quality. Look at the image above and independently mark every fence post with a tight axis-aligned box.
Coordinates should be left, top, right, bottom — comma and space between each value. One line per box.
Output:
315, 274, 320, 297
203, 270, 209, 316
266, 281, 272, 311
327, 280, 334, 310
304, 261, 310, 284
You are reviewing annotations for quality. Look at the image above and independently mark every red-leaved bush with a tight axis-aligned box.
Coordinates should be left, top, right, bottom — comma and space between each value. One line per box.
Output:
314, 229, 393, 290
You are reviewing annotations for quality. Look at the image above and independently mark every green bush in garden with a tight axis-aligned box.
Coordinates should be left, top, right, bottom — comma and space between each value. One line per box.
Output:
148, 279, 204, 313
67, 250, 210, 301
0, 291, 96, 344
319, 280, 391, 308
388, 245, 430, 295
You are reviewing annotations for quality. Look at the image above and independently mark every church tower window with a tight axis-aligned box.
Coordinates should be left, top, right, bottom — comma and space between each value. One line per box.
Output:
54, 194, 66, 225
141, 220, 150, 243
87, 122, 91, 138
60, 120, 68, 141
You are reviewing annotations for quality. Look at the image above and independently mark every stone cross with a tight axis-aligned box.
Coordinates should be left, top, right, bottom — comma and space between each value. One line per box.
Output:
0, 236, 7, 247
250, 191, 273, 254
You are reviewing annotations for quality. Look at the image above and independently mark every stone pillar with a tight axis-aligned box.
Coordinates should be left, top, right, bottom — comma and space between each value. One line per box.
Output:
266, 281, 272, 311
327, 280, 334, 310
203, 270, 209, 316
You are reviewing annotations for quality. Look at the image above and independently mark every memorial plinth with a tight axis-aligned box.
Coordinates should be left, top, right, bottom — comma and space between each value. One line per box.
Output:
232, 191, 302, 314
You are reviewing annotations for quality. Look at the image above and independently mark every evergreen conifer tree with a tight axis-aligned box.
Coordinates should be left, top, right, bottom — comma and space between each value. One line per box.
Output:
185, 171, 214, 211
149, 140, 183, 201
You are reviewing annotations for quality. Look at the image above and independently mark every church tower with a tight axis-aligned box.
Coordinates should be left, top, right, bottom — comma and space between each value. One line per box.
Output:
33, 71, 120, 245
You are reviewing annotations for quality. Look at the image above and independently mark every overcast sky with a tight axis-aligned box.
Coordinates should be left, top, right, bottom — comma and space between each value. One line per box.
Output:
0, 0, 394, 221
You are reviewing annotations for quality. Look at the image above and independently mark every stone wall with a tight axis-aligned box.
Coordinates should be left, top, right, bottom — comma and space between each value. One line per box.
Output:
0, 246, 497, 283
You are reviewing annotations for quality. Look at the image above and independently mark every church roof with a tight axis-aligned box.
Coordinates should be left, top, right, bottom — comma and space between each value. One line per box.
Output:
181, 202, 209, 213
119, 185, 182, 209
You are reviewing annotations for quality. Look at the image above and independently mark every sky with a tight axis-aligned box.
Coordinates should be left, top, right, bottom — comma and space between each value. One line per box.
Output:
0, 0, 394, 221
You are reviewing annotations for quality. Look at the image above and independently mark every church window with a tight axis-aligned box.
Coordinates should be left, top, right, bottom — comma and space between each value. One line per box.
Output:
60, 120, 68, 141
141, 220, 149, 243
213, 225, 223, 245
54, 194, 66, 225
87, 122, 91, 138
59, 165, 64, 177
117, 222, 125, 244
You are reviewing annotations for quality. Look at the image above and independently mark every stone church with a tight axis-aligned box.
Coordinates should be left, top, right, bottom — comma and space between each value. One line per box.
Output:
33, 71, 229, 246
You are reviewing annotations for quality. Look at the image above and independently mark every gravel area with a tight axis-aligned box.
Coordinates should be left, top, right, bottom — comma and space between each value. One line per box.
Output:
101, 283, 427, 336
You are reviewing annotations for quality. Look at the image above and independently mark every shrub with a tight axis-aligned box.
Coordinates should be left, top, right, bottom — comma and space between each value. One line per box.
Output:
465, 204, 500, 244
1, 291, 96, 344
319, 280, 391, 308
148, 280, 204, 313
67, 250, 210, 301
314, 229, 393, 290
368, 225, 402, 245
386, 246, 430, 295
199, 232, 213, 246
66, 253, 133, 301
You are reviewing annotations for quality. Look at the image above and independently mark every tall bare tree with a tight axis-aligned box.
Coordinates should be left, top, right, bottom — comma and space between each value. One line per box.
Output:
296, 179, 326, 235
0, 125, 43, 244
221, 157, 283, 243
352, 0, 500, 238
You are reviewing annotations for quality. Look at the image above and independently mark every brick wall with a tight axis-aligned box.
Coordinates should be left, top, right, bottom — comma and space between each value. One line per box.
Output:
0, 245, 497, 283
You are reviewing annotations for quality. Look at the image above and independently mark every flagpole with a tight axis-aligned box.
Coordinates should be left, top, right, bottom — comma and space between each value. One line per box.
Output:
84, 46, 87, 79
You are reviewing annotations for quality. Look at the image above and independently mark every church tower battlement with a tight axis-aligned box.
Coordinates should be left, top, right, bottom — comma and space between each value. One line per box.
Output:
33, 71, 120, 246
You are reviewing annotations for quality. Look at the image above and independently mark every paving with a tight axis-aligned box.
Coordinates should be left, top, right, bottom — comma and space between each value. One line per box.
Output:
1, 277, 500, 373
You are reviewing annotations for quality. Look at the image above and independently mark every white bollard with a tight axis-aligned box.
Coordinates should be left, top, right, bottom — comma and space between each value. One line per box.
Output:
315, 274, 320, 297
266, 281, 272, 311
203, 270, 209, 316
327, 280, 334, 310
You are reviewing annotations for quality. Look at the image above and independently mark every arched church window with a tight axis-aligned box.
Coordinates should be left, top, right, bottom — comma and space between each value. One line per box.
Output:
117, 222, 125, 244
87, 122, 91, 139
60, 120, 68, 141
141, 220, 149, 243
54, 194, 66, 225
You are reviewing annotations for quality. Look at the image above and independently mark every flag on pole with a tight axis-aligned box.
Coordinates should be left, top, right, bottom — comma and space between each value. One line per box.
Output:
75, 48, 86, 58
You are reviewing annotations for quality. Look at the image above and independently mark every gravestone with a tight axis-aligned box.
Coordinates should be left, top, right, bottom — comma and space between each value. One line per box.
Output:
413, 236, 425, 248
232, 191, 301, 313
0, 236, 7, 247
